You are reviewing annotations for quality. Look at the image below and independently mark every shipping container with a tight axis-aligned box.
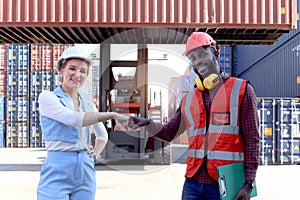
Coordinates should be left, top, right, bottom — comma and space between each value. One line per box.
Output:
235, 0, 300, 98
30, 71, 42, 97
257, 98, 300, 165
0, 120, 5, 147
30, 122, 43, 148
18, 71, 29, 96
6, 97, 17, 122
0, 85, 4, 147
6, 121, 17, 147
0, 0, 297, 46
236, 1, 300, 71
41, 44, 53, 71
0, 44, 5, 70
0, 45, 6, 95
30, 44, 42, 71
0, 95, 4, 120
219, 45, 233, 75
257, 98, 279, 165
41, 71, 53, 91
237, 32, 300, 97
18, 44, 30, 71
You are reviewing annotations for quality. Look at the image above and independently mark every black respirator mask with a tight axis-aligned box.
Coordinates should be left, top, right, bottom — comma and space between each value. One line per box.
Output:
191, 47, 221, 91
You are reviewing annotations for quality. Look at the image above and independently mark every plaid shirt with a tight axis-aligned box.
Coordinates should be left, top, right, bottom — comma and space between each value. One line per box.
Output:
147, 77, 260, 185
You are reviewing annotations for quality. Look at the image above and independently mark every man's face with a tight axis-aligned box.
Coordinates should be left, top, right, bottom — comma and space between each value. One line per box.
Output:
188, 46, 219, 79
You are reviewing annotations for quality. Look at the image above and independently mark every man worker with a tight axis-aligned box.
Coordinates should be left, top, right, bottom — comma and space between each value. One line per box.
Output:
130, 32, 260, 200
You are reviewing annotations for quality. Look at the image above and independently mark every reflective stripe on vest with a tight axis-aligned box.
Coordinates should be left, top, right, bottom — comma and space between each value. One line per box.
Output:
230, 78, 243, 126
185, 91, 196, 136
188, 149, 244, 160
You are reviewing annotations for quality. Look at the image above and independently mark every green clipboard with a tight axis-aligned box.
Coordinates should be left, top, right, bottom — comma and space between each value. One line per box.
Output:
217, 162, 257, 200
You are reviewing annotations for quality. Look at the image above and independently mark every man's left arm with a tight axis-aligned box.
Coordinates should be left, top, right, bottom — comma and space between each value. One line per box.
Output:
240, 83, 260, 181
234, 83, 260, 200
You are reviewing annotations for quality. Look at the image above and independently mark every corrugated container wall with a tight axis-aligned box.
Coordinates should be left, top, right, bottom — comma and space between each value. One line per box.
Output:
235, 0, 300, 97
0, 0, 296, 30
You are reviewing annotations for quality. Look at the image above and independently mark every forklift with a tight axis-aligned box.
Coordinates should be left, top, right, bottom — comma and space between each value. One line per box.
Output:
97, 43, 170, 165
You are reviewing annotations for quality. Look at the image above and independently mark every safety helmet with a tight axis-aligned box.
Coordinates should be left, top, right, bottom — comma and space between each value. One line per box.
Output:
56, 46, 93, 71
183, 32, 219, 56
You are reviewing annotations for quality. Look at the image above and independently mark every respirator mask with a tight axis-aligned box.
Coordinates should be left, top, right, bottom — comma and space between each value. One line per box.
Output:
190, 46, 221, 91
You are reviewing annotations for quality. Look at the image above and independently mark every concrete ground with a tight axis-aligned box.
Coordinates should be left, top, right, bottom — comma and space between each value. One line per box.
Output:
0, 146, 299, 200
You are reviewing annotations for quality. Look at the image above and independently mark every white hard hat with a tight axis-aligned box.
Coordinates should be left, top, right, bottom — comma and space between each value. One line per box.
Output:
56, 46, 93, 71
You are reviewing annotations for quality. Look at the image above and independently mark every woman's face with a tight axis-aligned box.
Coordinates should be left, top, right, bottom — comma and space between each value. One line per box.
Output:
60, 59, 89, 89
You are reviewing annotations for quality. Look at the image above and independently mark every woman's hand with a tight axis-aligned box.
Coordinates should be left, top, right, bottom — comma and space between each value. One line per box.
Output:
112, 112, 130, 127
89, 139, 107, 160
128, 116, 151, 129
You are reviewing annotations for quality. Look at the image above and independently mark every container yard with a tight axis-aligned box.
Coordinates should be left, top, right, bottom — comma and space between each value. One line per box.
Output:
0, 0, 299, 199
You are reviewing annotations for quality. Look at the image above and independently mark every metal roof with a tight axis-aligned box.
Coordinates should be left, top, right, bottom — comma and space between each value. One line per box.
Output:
0, 0, 298, 45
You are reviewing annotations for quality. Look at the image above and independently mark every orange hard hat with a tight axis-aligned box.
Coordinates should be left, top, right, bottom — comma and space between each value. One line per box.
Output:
183, 32, 218, 56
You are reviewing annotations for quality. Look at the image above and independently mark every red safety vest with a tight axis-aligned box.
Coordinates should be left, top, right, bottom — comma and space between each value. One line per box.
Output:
181, 77, 247, 180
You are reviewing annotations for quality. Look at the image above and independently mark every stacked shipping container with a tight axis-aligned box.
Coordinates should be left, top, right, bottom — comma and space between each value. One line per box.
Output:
0, 44, 73, 147
0, 45, 5, 147
6, 44, 30, 147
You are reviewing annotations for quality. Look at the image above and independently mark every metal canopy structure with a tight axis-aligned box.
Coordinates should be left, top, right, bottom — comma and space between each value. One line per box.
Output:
0, 27, 292, 45
0, 0, 297, 45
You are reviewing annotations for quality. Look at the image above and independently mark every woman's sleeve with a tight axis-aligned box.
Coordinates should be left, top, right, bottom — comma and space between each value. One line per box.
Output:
38, 90, 85, 127
92, 122, 108, 142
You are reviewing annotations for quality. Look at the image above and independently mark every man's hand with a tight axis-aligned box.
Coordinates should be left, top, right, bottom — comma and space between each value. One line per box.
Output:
234, 184, 252, 200
129, 116, 151, 129
113, 113, 130, 127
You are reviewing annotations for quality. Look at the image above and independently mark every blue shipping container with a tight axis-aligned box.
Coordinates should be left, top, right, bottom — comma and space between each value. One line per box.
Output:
235, 0, 300, 73
0, 121, 5, 147
0, 95, 4, 120
219, 45, 233, 75
237, 33, 300, 97
257, 98, 300, 165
